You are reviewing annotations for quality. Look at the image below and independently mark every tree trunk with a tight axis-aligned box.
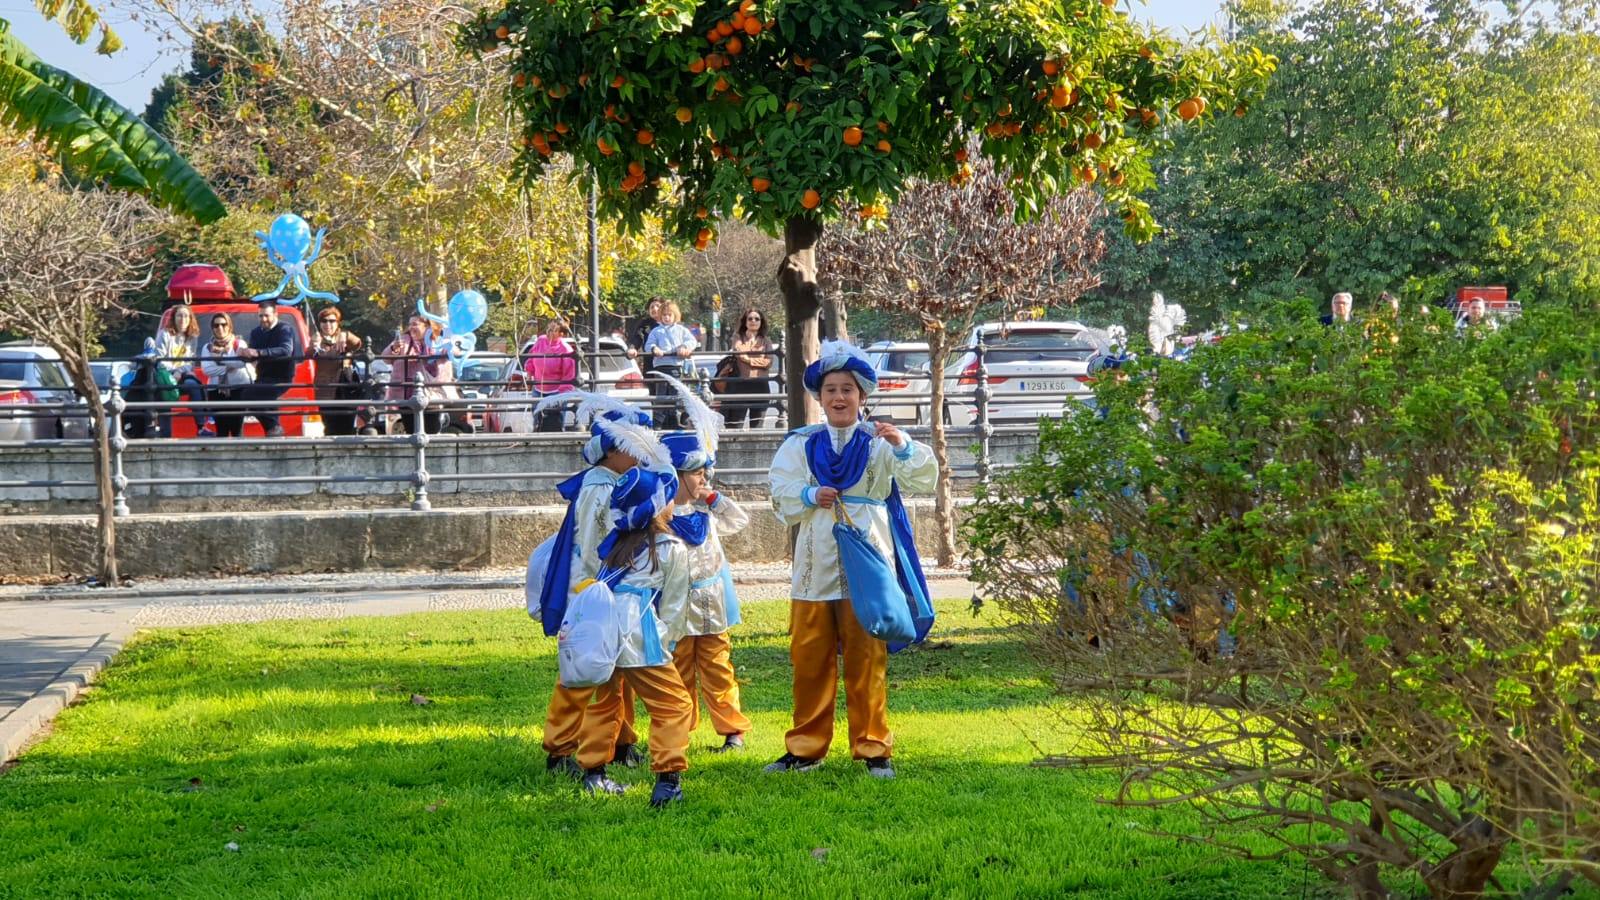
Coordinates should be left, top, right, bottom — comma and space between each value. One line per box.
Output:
926, 324, 956, 565
61, 353, 117, 586
777, 217, 822, 428
1422, 816, 1505, 900
821, 292, 849, 346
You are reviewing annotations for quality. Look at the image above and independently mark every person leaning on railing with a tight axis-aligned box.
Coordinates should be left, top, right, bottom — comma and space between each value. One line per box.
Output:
310, 306, 364, 436
238, 299, 298, 438
716, 307, 775, 429
154, 304, 211, 437
523, 318, 577, 432
199, 314, 253, 438
383, 312, 447, 435
644, 300, 699, 429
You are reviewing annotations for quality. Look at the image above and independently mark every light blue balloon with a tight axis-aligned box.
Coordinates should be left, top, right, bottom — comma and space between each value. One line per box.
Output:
267, 213, 314, 263
448, 289, 488, 336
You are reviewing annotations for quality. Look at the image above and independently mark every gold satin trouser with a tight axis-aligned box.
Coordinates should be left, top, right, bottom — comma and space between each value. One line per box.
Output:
673, 632, 752, 737
784, 599, 892, 760
577, 665, 694, 773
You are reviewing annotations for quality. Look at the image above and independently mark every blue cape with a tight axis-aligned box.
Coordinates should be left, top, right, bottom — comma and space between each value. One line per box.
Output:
802, 427, 934, 650
538, 470, 588, 637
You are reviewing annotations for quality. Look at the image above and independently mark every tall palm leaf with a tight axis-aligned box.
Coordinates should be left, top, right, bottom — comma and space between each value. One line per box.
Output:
0, 19, 226, 223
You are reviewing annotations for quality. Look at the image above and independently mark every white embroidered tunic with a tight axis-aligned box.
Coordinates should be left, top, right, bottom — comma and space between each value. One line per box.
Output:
570, 466, 624, 591
612, 533, 691, 668
676, 494, 749, 636
768, 422, 938, 601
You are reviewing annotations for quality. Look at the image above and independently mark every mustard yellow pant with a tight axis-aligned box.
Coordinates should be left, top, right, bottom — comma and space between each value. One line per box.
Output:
577, 665, 694, 773
785, 599, 892, 760
543, 681, 636, 757
673, 632, 752, 737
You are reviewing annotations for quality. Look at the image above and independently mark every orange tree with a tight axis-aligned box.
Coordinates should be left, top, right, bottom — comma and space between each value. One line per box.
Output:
463, 0, 1273, 424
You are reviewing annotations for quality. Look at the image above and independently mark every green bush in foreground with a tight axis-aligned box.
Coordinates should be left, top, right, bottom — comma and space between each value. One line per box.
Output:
968, 301, 1600, 899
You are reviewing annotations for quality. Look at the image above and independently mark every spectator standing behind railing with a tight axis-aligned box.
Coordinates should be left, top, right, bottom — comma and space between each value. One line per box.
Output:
154, 304, 210, 436
716, 307, 775, 429
630, 297, 663, 377
310, 306, 363, 436
199, 314, 254, 438
238, 299, 297, 437
383, 313, 446, 435
523, 318, 576, 432
644, 300, 699, 428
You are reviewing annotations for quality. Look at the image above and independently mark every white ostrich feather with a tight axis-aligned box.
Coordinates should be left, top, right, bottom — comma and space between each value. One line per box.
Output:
597, 417, 672, 469
651, 370, 724, 457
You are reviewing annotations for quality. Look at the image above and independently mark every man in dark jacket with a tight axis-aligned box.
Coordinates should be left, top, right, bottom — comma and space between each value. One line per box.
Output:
240, 298, 298, 436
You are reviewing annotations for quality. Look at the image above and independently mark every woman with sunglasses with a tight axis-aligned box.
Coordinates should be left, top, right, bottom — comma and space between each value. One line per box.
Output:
721, 308, 774, 428
310, 307, 364, 435
198, 315, 253, 438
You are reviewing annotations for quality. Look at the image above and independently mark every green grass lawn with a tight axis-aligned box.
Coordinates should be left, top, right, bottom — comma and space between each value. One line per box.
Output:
0, 600, 1314, 899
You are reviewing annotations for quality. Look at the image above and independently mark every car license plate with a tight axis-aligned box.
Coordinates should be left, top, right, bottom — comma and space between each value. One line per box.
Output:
1021, 380, 1071, 392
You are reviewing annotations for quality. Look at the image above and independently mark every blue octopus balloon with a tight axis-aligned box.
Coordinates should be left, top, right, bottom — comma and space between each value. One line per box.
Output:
252, 213, 340, 306
416, 289, 489, 373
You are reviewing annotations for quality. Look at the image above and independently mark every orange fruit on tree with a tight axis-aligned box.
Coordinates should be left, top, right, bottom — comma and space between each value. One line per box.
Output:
1083, 132, 1104, 149
695, 206, 709, 219
717, 20, 734, 37
636, 129, 654, 145
578, 73, 590, 87
751, 176, 771, 192
784, 100, 801, 114
877, 120, 889, 133
597, 137, 614, 155
697, 227, 713, 242
1177, 98, 1202, 121
876, 139, 892, 153
1108, 170, 1126, 187
675, 106, 693, 123
1078, 166, 1097, 184
1042, 59, 1058, 76
495, 25, 509, 40
554, 121, 570, 134
739, 0, 755, 12
726, 36, 743, 55
611, 75, 626, 88
714, 76, 729, 92
513, 73, 527, 88
743, 17, 762, 35
1050, 85, 1070, 108
954, 147, 969, 162
1234, 104, 1248, 118
1138, 45, 1154, 60
688, 57, 706, 74
732, 10, 746, 28
530, 75, 542, 87
706, 30, 719, 44
801, 189, 821, 209
628, 161, 644, 176
842, 125, 864, 146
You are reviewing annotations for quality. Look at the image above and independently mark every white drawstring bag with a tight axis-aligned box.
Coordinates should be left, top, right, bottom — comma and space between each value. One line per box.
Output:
557, 575, 623, 689
524, 536, 557, 620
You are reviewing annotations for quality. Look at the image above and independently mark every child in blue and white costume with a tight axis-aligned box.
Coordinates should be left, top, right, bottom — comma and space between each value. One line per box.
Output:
574, 467, 696, 808
765, 341, 938, 779
530, 398, 658, 777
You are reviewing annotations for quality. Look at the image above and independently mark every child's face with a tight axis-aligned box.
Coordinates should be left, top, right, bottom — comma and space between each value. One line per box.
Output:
660, 309, 678, 325
820, 372, 862, 427
676, 467, 706, 502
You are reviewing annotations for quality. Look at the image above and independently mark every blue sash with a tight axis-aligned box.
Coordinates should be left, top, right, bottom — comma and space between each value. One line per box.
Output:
802, 427, 934, 649
669, 510, 710, 546
616, 582, 667, 664
538, 470, 588, 636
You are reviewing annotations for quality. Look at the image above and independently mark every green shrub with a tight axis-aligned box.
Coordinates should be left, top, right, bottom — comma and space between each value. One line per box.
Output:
967, 300, 1600, 899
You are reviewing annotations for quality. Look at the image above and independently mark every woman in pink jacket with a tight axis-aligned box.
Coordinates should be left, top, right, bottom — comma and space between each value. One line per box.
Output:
523, 318, 577, 431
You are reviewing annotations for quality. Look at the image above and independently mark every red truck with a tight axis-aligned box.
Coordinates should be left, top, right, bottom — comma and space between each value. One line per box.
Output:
160, 264, 320, 438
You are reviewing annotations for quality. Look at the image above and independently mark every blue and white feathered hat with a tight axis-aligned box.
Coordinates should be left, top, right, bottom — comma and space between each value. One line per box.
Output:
651, 368, 723, 472
533, 389, 666, 467
661, 431, 713, 472
608, 466, 680, 533
802, 339, 878, 397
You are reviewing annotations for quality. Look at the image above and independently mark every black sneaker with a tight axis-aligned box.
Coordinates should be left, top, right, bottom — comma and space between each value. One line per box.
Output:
546, 754, 581, 779
707, 734, 745, 754
650, 773, 683, 808
763, 752, 823, 773
864, 757, 896, 779
581, 767, 626, 796
612, 743, 647, 768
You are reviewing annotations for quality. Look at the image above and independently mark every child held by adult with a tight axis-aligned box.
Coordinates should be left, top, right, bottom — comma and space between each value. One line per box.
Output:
765, 341, 938, 779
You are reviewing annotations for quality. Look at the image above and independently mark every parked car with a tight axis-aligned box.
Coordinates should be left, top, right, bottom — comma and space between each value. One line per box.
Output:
943, 321, 1105, 427
488, 336, 647, 433
457, 353, 514, 431
864, 340, 932, 425
0, 343, 91, 441
89, 360, 134, 404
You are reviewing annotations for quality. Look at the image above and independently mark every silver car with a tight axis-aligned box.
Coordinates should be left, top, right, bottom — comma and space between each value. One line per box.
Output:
0, 343, 91, 441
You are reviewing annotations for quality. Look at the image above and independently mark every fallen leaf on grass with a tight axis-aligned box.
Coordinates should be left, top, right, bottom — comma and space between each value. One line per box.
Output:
810, 848, 830, 862
232, 824, 246, 832
410, 694, 432, 706
425, 801, 445, 813
224, 842, 240, 852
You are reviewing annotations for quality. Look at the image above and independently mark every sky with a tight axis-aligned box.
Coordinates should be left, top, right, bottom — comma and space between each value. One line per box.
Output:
5, 0, 1229, 114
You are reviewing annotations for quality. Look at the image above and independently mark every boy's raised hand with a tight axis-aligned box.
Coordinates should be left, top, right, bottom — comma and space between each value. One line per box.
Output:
874, 421, 907, 448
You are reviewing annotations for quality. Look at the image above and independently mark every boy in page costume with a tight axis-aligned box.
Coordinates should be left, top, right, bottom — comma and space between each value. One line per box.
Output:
765, 341, 938, 779
574, 467, 696, 808
532, 397, 664, 776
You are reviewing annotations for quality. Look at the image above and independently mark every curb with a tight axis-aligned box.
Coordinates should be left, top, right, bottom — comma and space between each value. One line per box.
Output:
0, 627, 130, 764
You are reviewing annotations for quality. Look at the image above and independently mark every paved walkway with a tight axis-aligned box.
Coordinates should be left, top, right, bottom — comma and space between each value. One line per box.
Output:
0, 566, 977, 763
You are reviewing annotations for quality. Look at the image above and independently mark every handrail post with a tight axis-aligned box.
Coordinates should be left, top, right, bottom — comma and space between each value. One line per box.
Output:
106, 386, 131, 517
410, 373, 432, 512
975, 336, 993, 488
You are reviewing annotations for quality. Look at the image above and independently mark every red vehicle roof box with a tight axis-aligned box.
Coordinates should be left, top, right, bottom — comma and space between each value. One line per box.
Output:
166, 264, 237, 303
1456, 285, 1509, 307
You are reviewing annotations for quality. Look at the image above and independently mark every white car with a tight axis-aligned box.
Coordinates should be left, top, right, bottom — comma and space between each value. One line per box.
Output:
1, 343, 91, 441
864, 341, 932, 425
90, 359, 134, 405
489, 336, 648, 433
943, 321, 1107, 426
